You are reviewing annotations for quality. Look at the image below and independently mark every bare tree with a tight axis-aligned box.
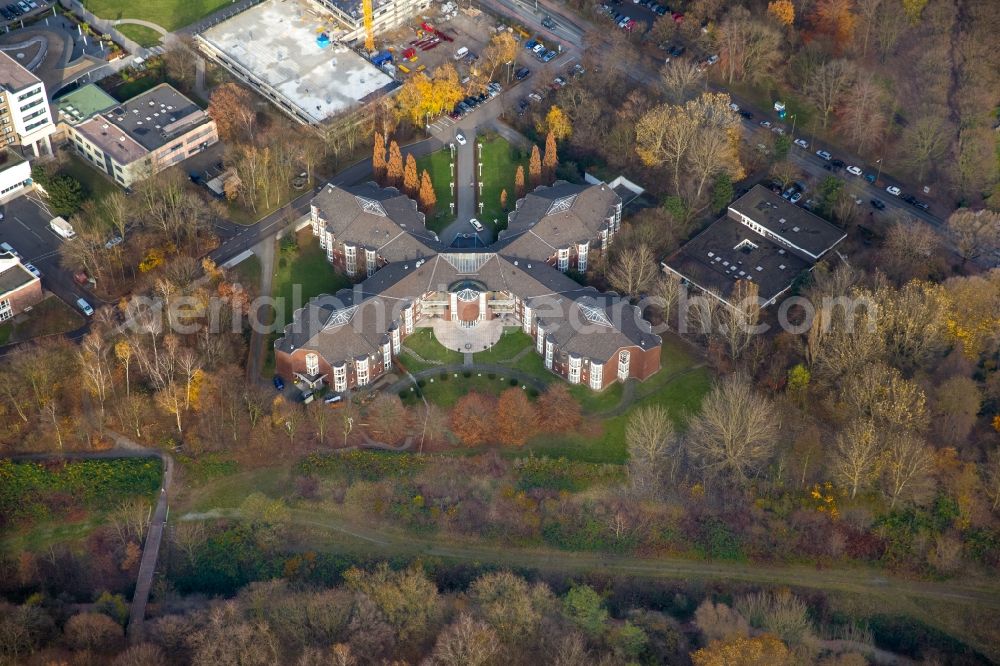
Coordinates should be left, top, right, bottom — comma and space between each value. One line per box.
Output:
627, 405, 679, 494
660, 61, 705, 104
946, 208, 1000, 265
427, 614, 500, 666
685, 374, 779, 485
881, 431, 934, 508
805, 59, 855, 129
831, 418, 882, 498
607, 243, 659, 298
715, 6, 782, 85
898, 111, 951, 182
716, 280, 761, 360
881, 220, 941, 282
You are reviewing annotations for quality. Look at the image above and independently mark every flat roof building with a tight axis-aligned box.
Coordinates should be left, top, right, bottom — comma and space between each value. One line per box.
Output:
54, 84, 118, 126
65, 83, 218, 187
0, 252, 42, 322
662, 185, 847, 308
0, 51, 56, 158
197, 0, 397, 125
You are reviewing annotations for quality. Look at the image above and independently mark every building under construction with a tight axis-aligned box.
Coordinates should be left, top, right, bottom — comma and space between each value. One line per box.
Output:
196, 0, 408, 125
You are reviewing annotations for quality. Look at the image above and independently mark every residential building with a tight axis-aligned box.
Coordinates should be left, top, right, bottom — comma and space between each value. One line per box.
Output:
0, 51, 56, 157
496, 181, 623, 274
276, 182, 661, 392
0, 252, 42, 322
66, 83, 218, 187
661, 185, 847, 308
313, 0, 426, 44
0, 146, 31, 202
53, 83, 118, 134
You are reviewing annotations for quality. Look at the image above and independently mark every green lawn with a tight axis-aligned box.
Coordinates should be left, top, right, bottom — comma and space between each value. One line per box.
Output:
58, 153, 117, 203
230, 254, 261, 290
415, 148, 455, 234
401, 328, 464, 365
85, 0, 233, 31
477, 136, 527, 233
0, 296, 85, 346
115, 23, 163, 47
472, 327, 531, 363
261, 234, 351, 378
402, 372, 536, 408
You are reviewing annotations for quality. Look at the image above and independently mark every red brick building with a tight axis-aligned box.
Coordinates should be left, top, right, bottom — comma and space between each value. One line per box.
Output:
275, 182, 661, 393
0, 253, 42, 322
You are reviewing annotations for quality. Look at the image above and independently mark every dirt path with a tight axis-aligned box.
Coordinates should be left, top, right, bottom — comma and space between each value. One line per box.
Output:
245, 238, 276, 382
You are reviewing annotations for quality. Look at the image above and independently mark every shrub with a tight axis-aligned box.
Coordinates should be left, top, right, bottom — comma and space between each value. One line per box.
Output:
734, 590, 812, 644
295, 451, 425, 482
463, 371, 471, 378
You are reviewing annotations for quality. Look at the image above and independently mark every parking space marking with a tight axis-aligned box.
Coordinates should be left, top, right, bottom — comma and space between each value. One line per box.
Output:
14, 216, 42, 240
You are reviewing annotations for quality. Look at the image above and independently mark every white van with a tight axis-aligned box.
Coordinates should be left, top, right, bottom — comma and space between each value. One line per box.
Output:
75, 297, 94, 316
50, 216, 76, 240
454, 46, 469, 60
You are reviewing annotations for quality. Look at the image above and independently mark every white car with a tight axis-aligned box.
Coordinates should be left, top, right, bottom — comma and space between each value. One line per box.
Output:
0, 241, 18, 258
759, 120, 772, 129
793, 139, 809, 149
886, 185, 901, 196
455, 132, 467, 146
846, 165, 863, 176
771, 126, 785, 135
470, 218, 484, 232
816, 150, 832, 160
728, 102, 740, 112
76, 297, 94, 317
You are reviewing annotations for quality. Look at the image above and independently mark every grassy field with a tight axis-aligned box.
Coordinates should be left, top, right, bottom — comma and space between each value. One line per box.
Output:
261, 234, 351, 378
58, 153, 117, 203
0, 296, 85, 346
84, 0, 232, 31
115, 23, 163, 47
230, 254, 261, 290
401, 328, 464, 365
415, 148, 455, 234
403, 372, 535, 408
477, 136, 527, 232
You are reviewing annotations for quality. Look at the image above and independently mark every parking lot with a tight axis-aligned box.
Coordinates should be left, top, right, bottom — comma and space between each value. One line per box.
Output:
0, 191, 96, 319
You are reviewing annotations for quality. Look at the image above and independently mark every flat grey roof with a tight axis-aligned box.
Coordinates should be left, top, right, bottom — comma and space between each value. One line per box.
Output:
0, 256, 35, 294
663, 216, 812, 306
102, 83, 208, 152
729, 185, 846, 259
199, 0, 395, 123
0, 51, 41, 93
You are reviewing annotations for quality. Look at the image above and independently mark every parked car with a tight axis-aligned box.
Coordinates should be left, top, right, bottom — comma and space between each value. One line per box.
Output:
771, 126, 785, 135
871, 199, 886, 210
531, 43, 545, 54
455, 132, 467, 145
846, 165, 863, 176
23, 263, 40, 278
470, 218, 484, 232
524, 39, 538, 50
552, 76, 566, 88
541, 16, 556, 29
816, 150, 832, 160
324, 393, 344, 406
886, 185, 901, 196
273, 375, 285, 391
104, 234, 123, 249
759, 120, 772, 129
912, 199, 929, 211
790, 192, 803, 204
739, 110, 753, 120
704, 54, 719, 66
830, 159, 845, 170
668, 44, 685, 57
864, 173, 877, 183
76, 297, 94, 317
793, 138, 809, 149
541, 50, 557, 62
515, 67, 530, 80
0, 241, 18, 258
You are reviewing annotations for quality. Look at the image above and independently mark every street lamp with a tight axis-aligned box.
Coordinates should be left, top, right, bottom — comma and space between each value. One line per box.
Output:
875, 158, 883, 184
789, 114, 797, 138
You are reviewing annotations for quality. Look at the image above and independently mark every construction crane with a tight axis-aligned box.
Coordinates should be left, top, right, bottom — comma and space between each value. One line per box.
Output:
362, 0, 375, 52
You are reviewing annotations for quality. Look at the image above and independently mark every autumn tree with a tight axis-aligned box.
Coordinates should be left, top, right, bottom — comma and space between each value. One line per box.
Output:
481, 32, 519, 83
208, 83, 256, 144
660, 61, 705, 104
451, 392, 497, 446
535, 383, 582, 431
64, 612, 124, 654
881, 431, 934, 507
496, 387, 537, 446
627, 405, 679, 494
528, 145, 542, 188
372, 131, 387, 183
543, 131, 558, 182
542, 105, 572, 141
386, 140, 404, 188
403, 153, 419, 198
899, 112, 950, 182
831, 418, 882, 498
428, 614, 500, 666
469, 571, 553, 640
837, 75, 889, 154
418, 169, 437, 213
716, 7, 783, 84
685, 374, 779, 485
367, 393, 410, 444
395, 65, 465, 125
767, 0, 795, 26
343, 563, 440, 642
695, 600, 750, 643
514, 165, 526, 199
881, 219, 940, 283
691, 633, 792, 666
500, 188, 508, 211
608, 243, 658, 298
812, 0, 858, 50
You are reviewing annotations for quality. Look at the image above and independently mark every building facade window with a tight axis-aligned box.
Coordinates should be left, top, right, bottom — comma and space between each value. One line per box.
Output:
305, 352, 319, 376
366, 248, 377, 277
545, 339, 554, 370
333, 363, 347, 392
355, 357, 370, 387
522, 305, 532, 333
344, 243, 356, 275
568, 354, 581, 384
382, 341, 391, 369
557, 247, 569, 272
589, 362, 603, 390
391, 326, 401, 354
403, 304, 414, 335
0, 298, 11, 322
577, 242, 589, 273
600, 228, 609, 251
617, 349, 630, 381
536, 326, 545, 354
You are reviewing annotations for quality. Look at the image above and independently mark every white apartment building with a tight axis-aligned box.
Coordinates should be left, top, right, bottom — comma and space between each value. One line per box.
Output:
0, 51, 55, 158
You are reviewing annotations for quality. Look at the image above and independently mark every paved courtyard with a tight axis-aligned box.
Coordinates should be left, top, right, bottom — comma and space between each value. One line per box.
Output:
427, 316, 509, 353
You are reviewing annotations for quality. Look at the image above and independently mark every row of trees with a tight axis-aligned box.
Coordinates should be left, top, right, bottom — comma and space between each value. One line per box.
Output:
371, 132, 436, 212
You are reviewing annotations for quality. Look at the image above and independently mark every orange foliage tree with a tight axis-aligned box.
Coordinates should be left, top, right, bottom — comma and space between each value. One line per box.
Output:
386, 140, 404, 188
813, 0, 857, 49
535, 383, 582, 432
767, 0, 795, 26
372, 131, 387, 183
496, 387, 537, 446
515, 165, 526, 199
528, 145, 542, 188
418, 169, 437, 213
403, 153, 419, 198
450, 392, 497, 446
543, 131, 558, 183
